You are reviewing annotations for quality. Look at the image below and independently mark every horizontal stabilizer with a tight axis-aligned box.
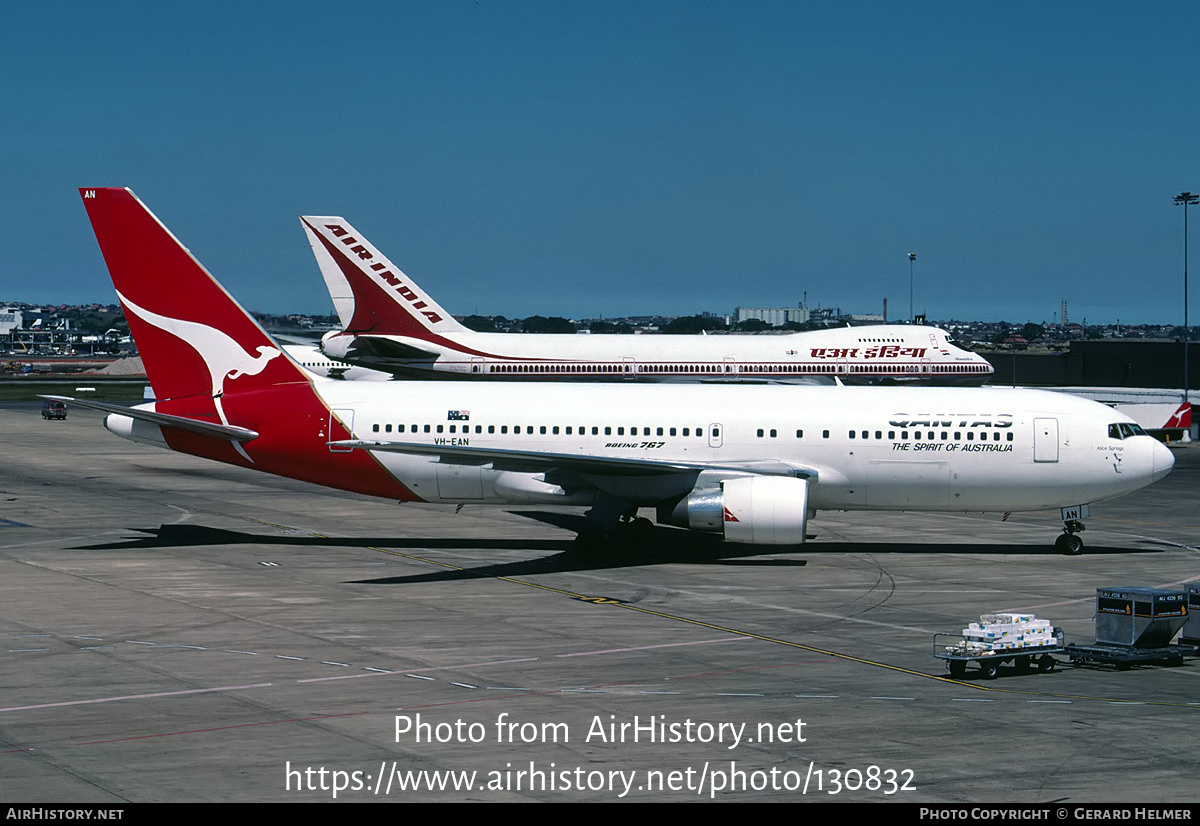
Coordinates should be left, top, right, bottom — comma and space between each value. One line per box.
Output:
41, 396, 259, 442
347, 335, 442, 361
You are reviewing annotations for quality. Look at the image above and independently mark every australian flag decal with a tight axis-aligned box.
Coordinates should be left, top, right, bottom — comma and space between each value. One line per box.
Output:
447, 410, 470, 421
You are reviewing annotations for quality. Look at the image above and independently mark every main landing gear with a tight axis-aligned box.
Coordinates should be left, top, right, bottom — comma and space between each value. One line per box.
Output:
572, 515, 654, 552
574, 495, 654, 552
1054, 519, 1086, 555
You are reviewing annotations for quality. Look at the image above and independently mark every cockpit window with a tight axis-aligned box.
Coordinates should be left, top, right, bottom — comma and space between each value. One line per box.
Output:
1108, 422, 1148, 440
943, 333, 977, 352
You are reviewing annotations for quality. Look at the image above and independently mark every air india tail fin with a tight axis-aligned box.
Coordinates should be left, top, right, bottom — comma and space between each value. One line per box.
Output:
79, 188, 311, 402
300, 216, 468, 338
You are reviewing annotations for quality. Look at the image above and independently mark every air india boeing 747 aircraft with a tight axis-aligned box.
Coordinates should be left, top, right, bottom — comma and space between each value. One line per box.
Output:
54, 188, 1172, 555
301, 216, 994, 385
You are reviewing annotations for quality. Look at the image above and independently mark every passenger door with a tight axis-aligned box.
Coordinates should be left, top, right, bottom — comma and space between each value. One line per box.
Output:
1034, 417, 1059, 463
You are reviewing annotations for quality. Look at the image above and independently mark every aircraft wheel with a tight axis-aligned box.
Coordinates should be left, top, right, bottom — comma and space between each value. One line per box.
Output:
1055, 533, 1084, 555
979, 660, 999, 680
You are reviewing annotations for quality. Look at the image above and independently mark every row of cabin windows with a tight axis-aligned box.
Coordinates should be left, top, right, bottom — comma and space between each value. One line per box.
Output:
928, 364, 991, 373
368, 423, 1012, 443
490, 363, 632, 373
639, 364, 730, 373
370, 423, 709, 437
751, 428, 1013, 442
746, 364, 922, 374
847, 429, 1013, 442
482, 362, 987, 374
742, 364, 989, 374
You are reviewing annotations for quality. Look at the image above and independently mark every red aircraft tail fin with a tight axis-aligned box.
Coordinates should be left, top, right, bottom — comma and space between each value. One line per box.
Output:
79, 187, 310, 402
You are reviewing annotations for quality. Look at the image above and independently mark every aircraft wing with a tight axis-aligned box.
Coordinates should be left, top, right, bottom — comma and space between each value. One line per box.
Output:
329, 439, 818, 479
42, 396, 259, 442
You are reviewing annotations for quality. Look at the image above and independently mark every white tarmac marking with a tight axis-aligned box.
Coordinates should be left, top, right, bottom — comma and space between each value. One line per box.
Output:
555, 637, 744, 658
0, 683, 274, 713
297, 657, 540, 684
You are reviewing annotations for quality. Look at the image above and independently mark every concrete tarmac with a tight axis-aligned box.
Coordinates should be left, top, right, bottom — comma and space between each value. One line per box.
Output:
1, 403, 1197, 803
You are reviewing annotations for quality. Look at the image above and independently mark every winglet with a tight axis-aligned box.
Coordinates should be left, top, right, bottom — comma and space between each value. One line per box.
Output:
300, 216, 468, 338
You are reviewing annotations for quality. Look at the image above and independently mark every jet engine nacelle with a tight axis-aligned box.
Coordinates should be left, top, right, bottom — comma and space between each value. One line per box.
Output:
320, 330, 352, 360
660, 475, 810, 545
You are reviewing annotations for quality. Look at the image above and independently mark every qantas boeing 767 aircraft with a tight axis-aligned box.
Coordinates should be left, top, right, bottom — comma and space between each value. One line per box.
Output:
55, 188, 1172, 554
301, 215, 994, 385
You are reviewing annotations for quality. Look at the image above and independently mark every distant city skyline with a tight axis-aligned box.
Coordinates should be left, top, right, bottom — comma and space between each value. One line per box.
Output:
3, 3, 1199, 325
3, 297, 1193, 335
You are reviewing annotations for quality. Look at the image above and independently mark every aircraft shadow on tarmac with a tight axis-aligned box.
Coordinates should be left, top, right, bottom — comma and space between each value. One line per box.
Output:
71, 511, 1162, 586
72, 521, 806, 584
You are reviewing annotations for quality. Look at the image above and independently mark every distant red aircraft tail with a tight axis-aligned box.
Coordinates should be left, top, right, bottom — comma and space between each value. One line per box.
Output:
1165, 402, 1191, 430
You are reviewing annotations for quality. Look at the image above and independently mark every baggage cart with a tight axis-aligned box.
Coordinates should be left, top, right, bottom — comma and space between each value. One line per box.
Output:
934, 628, 1065, 680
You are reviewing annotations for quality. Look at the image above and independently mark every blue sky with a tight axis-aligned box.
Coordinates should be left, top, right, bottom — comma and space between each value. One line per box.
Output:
4, 2, 1199, 324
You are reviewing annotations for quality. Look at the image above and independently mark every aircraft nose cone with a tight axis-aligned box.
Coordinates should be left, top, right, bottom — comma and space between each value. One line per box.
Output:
1152, 440, 1175, 483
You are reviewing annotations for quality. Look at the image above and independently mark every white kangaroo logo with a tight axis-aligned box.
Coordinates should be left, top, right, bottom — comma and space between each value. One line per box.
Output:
118, 290, 281, 462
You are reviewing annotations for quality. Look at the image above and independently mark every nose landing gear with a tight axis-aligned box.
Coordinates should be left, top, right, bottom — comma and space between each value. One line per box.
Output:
1054, 519, 1086, 555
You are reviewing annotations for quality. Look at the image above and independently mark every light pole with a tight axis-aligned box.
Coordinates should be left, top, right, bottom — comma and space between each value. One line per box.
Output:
1174, 192, 1197, 405
907, 252, 916, 323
